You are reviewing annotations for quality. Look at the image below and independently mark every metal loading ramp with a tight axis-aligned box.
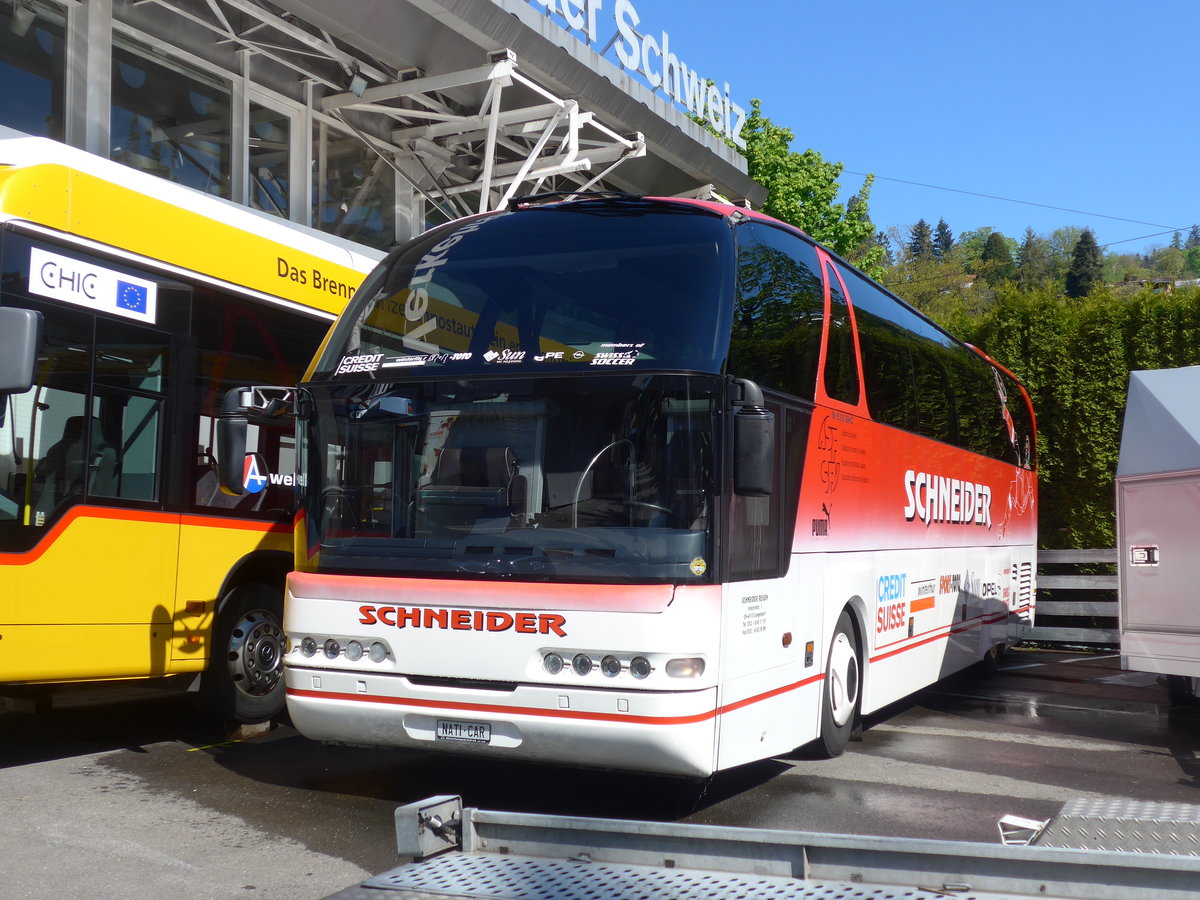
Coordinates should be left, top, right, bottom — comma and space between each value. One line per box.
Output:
1034, 798, 1200, 855
323, 795, 1200, 900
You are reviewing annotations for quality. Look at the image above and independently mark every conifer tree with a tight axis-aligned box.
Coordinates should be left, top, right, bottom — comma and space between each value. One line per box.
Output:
934, 218, 954, 259
980, 231, 1014, 280
1014, 227, 1053, 289
1065, 228, 1103, 298
908, 219, 934, 260
1187, 225, 1200, 250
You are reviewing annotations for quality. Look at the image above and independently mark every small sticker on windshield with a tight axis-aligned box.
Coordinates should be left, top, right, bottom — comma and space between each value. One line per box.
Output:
483, 349, 526, 364
335, 353, 384, 375
690, 558, 707, 576
381, 356, 428, 368
590, 350, 639, 366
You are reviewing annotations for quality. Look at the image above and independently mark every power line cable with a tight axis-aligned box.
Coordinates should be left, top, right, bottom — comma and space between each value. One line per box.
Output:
1098, 229, 1182, 249
845, 170, 1188, 231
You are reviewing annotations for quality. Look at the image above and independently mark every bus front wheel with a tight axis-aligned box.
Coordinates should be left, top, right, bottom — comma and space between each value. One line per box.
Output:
817, 610, 861, 758
200, 583, 285, 724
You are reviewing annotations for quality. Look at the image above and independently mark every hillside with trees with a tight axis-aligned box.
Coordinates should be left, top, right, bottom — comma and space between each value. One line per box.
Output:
878, 220, 1200, 549
732, 99, 1199, 550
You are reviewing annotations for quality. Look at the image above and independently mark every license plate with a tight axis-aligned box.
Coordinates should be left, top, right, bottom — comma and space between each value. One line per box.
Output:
436, 719, 491, 743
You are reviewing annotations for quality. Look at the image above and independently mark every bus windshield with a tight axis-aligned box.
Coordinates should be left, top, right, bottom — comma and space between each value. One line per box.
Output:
310, 200, 735, 378
297, 373, 719, 584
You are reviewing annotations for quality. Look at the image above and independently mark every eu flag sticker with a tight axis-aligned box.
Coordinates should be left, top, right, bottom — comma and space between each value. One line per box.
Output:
117, 281, 148, 314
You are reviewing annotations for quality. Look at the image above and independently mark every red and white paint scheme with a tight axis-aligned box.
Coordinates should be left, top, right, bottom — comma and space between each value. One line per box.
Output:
277, 197, 1037, 776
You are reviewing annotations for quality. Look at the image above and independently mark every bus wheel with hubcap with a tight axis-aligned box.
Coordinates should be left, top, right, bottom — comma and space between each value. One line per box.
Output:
818, 610, 860, 758
200, 583, 285, 724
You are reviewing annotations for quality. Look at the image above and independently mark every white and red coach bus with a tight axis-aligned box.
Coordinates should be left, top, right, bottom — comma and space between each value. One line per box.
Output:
220, 195, 1037, 776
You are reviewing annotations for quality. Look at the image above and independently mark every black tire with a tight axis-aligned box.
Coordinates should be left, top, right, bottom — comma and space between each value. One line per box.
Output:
200, 583, 285, 724
978, 642, 1005, 678
1166, 674, 1198, 706
817, 610, 861, 758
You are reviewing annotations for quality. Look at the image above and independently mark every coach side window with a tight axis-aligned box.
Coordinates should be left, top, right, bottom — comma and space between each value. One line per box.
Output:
821, 262, 860, 406
834, 264, 919, 432
891, 314, 961, 447
999, 369, 1036, 469
729, 223, 824, 400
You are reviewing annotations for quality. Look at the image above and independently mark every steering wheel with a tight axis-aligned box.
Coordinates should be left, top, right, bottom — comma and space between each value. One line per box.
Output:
624, 499, 690, 528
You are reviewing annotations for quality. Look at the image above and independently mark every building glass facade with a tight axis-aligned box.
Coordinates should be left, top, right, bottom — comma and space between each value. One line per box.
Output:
0, 0, 400, 250
0, 1, 755, 254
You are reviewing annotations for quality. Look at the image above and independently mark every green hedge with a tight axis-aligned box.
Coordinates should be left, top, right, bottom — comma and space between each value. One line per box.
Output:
953, 285, 1200, 549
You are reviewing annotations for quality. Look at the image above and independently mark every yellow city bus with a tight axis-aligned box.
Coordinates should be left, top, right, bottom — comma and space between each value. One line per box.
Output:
0, 131, 382, 722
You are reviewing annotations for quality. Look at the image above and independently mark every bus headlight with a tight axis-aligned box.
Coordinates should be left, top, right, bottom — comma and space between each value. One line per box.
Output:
323, 639, 341, 659
629, 656, 652, 679
543, 652, 564, 675
300, 637, 318, 658
345, 640, 364, 661
666, 657, 705, 678
600, 655, 621, 677
572, 653, 593, 676
368, 641, 388, 663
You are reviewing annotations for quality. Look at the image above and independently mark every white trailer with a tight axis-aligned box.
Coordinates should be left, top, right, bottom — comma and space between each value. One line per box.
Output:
1117, 366, 1200, 702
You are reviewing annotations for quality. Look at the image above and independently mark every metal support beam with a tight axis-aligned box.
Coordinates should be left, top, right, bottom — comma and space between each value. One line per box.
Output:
132, 5, 673, 228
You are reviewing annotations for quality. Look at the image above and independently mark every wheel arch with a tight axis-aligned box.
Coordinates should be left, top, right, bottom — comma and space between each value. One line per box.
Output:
215, 550, 291, 613
835, 593, 869, 712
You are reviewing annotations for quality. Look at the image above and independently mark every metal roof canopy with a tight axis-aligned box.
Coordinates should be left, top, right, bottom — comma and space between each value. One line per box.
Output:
1117, 367, 1200, 478
134, 0, 762, 219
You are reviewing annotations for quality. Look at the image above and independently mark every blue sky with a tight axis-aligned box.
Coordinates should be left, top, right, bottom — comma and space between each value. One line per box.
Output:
548, 0, 1199, 256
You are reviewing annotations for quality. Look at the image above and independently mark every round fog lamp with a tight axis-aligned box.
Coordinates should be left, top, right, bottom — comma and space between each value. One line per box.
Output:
368, 642, 388, 663
543, 652, 564, 675
345, 640, 364, 661
323, 639, 341, 659
666, 657, 705, 678
300, 637, 317, 658
572, 653, 593, 676
629, 656, 652, 679
600, 655, 621, 678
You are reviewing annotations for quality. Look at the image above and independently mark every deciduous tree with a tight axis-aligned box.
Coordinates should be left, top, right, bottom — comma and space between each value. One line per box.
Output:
738, 99, 883, 277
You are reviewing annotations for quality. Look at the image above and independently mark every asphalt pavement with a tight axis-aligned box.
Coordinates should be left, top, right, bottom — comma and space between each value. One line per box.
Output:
3, 648, 1198, 899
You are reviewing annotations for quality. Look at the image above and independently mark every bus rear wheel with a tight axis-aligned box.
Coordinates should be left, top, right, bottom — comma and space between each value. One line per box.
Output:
200, 583, 285, 724
817, 610, 860, 758
1166, 674, 1198, 706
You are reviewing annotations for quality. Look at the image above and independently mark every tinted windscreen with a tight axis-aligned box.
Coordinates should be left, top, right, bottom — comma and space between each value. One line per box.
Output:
297, 373, 719, 584
311, 201, 735, 379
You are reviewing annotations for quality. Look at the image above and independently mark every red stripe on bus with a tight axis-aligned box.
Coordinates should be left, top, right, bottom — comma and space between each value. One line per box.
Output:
288, 672, 826, 726
287, 688, 718, 725
716, 672, 824, 715
180, 513, 290, 534
0, 505, 288, 565
870, 607, 1023, 663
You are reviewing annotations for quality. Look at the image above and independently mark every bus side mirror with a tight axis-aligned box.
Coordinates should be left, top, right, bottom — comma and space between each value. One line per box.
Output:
0, 307, 43, 395
733, 378, 774, 496
216, 386, 295, 495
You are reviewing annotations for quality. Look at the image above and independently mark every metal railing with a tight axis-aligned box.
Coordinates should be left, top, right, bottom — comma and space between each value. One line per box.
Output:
1028, 549, 1118, 646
